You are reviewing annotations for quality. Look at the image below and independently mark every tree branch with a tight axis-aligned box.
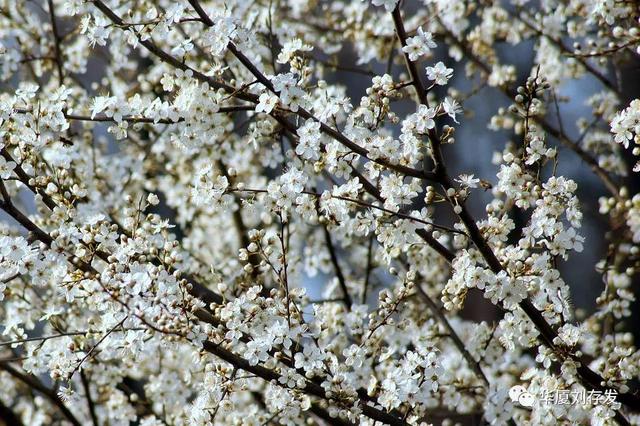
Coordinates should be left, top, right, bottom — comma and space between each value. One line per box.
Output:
202, 340, 408, 426
0, 399, 24, 426
393, 4, 638, 422
321, 224, 353, 309
0, 362, 82, 426
92, 0, 435, 182
46, 0, 64, 85
80, 371, 99, 426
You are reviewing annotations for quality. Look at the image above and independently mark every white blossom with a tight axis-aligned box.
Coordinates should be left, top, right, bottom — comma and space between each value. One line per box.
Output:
426, 61, 453, 85
402, 27, 437, 61
0, 2, 638, 425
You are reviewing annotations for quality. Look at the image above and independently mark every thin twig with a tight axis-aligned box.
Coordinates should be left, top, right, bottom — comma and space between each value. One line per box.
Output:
46, 0, 64, 84
321, 224, 352, 309
229, 187, 467, 236
0, 331, 88, 347
70, 317, 127, 376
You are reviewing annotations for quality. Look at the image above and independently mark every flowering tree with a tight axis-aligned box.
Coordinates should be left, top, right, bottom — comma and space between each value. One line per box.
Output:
1, 0, 640, 425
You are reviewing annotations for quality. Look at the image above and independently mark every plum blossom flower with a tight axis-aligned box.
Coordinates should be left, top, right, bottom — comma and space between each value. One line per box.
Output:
426, 62, 453, 85
256, 92, 279, 113
277, 38, 313, 64
410, 105, 437, 133
402, 26, 437, 61
0, 156, 16, 179
442, 97, 462, 123
1, 3, 639, 425
455, 173, 480, 188
271, 73, 307, 111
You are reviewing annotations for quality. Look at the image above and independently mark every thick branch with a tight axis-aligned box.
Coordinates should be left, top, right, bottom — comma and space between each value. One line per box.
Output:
0, 399, 24, 426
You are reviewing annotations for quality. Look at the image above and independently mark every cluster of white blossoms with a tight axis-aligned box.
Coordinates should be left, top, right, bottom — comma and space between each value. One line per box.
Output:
611, 99, 640, 172
1, 0, 640, 425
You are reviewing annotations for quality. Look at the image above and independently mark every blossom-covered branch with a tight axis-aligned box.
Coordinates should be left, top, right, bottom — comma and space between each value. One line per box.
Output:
2, 1, 640, 425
